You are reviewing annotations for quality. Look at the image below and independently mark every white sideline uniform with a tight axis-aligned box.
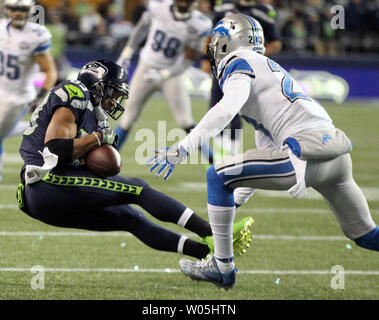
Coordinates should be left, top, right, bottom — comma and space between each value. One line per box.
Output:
180, 49, 376, 239
118, 0, 212, 130
0, 19, 51, 139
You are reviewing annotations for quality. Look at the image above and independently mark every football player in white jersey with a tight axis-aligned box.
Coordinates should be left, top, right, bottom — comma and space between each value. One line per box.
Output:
115, 0, 214, 164
149, 14, 379, 289
0, 0, 57, 181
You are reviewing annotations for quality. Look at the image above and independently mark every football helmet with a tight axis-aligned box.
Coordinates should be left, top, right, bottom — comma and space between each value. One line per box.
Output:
77, 60, 129, 121
4, 0, 35, 28
207, 14, 265, 77
172, 0, 197, 20
235, 0, 256, 7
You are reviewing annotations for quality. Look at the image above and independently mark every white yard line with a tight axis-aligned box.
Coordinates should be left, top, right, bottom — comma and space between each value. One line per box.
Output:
0, 230, 355, 241
3, 204, 379, 216
0, 267, 377, 275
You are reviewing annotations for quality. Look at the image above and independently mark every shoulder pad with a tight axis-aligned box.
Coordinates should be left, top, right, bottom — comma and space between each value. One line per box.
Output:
218, 56, 255, 90
53, 80, 91, 110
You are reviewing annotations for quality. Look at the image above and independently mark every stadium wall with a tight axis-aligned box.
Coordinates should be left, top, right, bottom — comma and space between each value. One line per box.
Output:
65, 48, 379, 101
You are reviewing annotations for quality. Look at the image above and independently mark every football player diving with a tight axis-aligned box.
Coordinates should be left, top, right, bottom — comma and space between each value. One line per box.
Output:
149, 14, 379, 289
17, 59, 253, 262
115, 0, 214, 164
0, 0, 57, 182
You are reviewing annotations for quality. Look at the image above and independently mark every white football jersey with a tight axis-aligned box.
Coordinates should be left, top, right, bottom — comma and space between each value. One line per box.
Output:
0, 19, 52, 104
217, 49, 334, 147
139, 0, 212, 69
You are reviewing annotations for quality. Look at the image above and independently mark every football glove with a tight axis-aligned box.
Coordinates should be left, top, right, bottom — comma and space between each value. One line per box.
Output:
117, 46, 133, 72
147, 145, 188, 180
97, 126, 117, 146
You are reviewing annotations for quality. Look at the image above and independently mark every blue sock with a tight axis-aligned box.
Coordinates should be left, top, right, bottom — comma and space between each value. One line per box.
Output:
114, 126, 129, 151
354, 226, 379, 251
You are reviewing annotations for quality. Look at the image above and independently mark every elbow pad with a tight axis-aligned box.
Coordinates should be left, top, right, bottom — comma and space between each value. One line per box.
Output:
44, 139, 74, 166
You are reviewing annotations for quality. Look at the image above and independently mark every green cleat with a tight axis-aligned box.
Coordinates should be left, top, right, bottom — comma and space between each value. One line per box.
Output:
202, 216, 254, 257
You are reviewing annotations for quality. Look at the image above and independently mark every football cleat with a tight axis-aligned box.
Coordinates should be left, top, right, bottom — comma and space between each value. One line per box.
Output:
179, 256, 237, 289
202, 216, 254, 257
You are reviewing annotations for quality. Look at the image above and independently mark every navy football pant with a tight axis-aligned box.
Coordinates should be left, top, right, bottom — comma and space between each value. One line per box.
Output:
23, 167, 210, 258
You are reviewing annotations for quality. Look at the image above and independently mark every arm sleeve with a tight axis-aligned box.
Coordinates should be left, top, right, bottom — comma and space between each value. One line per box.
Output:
180, 74, 252, 154
33, 26, 52, 55
126, 11, 152, 52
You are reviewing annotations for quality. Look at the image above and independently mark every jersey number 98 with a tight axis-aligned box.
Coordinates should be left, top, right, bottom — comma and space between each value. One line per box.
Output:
152, 30, 181, 58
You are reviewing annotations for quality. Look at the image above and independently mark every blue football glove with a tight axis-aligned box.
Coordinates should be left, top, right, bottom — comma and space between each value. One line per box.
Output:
147, 145, 188, 180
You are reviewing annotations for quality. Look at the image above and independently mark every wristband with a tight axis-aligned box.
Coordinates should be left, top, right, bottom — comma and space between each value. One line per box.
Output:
92, 132, 102, 146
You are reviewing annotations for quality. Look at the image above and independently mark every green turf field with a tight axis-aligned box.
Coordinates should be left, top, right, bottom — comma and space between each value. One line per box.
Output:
0, 97, 378, 300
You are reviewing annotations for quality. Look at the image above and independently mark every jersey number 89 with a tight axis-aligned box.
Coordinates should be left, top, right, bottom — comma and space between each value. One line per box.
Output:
152, 30, 181, 58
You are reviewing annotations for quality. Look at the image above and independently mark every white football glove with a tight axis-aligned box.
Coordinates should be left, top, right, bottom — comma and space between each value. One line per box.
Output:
117, 47, 133, 72
147, 145, 188, 180
97, 126, 117, 146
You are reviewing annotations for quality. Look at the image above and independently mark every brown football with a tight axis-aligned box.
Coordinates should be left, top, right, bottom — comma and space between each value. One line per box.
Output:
86, 145, 122, 178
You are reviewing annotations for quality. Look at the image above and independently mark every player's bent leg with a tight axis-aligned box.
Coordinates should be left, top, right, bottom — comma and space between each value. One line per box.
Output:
23, 171, 211, 259
354, 227, 379, 251
309, 154, 378, 251
0, 101, 28, 181
215, 147, 296, 191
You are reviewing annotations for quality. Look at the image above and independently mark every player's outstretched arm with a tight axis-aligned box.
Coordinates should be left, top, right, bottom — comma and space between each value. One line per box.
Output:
117, 11, 151, 69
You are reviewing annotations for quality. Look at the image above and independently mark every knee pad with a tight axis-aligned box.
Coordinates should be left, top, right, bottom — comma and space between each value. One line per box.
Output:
354, 226, 379, 251
206, 166, 234, 207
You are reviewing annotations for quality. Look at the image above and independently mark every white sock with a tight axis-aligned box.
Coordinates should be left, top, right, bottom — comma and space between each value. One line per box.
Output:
207, 203, 235, 273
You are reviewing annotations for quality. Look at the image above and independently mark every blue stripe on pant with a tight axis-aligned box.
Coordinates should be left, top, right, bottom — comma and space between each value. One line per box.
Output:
217, 160, 295, 187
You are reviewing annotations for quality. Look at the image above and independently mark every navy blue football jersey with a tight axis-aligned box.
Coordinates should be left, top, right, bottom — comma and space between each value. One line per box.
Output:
20, 80, 97, 166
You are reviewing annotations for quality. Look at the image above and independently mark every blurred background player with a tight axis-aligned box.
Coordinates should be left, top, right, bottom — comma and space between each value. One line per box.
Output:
0, 0, 57, 182
204, 0, 282, 159
115, 0, 214, 164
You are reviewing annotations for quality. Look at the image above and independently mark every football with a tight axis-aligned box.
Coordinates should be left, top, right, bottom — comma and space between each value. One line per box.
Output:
85, 145, 122, 178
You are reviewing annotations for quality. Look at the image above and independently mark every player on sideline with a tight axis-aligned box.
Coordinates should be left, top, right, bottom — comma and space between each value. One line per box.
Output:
115, 0, 214, 164
149, 14, 379, 289
0, 0, 57, 182
17, 59, 253, 262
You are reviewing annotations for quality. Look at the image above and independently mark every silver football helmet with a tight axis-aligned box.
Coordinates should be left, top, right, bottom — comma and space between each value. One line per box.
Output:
207, 14, 265, 77
4, 0, 35, 27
